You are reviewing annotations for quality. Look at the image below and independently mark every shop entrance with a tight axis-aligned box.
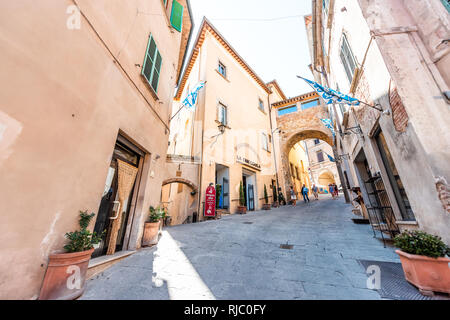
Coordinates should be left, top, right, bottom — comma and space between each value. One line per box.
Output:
242, 169, 256, 211
215, 164, 229, 210
92, 135, 144, 258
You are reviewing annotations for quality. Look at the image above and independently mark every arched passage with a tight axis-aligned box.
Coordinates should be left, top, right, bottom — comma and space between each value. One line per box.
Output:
318, 170, 336, 186
280, 129, 334, 202
161, 178, 198, 225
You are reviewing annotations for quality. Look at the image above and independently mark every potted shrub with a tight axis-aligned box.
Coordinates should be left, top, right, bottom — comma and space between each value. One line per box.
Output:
237, 181, 247, 214
142, 206, 163, 246
394, 230, 450, 295
272, 185, 279, 207
39, 211, 103, 300
262, 184, 271, 210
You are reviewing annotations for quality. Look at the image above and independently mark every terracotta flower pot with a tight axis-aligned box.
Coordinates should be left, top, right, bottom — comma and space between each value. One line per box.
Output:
237, 205, 247, 214
396, 249, 450, 294
262, 203, 271, 210
142, 221, 161, 246
39, 248, 94, 300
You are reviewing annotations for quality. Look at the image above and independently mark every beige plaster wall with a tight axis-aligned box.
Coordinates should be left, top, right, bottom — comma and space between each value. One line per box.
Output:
0, 0, 188, 299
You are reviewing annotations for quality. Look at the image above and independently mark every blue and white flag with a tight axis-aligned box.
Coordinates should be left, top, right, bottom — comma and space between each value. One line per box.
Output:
298, 76, 360, 106
320, 118, 335, 137
182, 81, 206, 109
327, 154, 336, 162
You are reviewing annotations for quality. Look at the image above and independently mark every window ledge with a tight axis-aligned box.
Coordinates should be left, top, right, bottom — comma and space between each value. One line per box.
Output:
258, 108, 267, 115
395, 220, 418, 226
216, 69, 230, 82
215, 120, 231, 129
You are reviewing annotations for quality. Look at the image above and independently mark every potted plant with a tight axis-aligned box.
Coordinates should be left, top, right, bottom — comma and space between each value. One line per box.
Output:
39, 211, 103, 300
142, 206, 163, 246
394, 230, 450, 295
272, 185, 279, 207
262, 184, 271, 210
237, 181, 247, 214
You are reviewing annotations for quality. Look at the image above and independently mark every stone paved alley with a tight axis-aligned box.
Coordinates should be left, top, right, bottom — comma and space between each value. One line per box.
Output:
81, 195, 402, 300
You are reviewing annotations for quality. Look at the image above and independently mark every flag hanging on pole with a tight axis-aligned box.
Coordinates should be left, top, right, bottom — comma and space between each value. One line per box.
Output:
181, 81, 206, 110
326, 154, 336, 162
297, 76, 360, 106
320, 118, 335, 137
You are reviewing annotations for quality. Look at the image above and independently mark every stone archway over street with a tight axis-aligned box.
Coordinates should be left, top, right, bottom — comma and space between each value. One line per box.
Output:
272, 92, 334, 201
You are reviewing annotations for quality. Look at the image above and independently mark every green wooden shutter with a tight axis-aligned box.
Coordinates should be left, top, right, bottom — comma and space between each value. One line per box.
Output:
142, 35, 162, 93
170, 0, 184, 32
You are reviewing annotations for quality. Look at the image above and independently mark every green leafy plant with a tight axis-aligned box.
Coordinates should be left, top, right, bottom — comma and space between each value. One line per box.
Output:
216, 184, 222, 208
148, 206, 165, 223
64, 211, 103, 253
239, 181, 245, 206
272, 185, 278, 203
264, 184, 269, 204
394, 230, 450, 258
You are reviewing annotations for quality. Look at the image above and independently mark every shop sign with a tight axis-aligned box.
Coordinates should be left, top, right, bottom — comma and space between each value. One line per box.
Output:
204, 185, 216, 217
236, 155, 261, 170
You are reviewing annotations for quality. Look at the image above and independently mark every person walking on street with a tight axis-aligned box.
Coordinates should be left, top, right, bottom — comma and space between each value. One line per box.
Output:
289, 186, 297, 206
312, 184, 319, 200
301, 184, 310, 203
329, 184, 334, 199
334, 183, 339, 198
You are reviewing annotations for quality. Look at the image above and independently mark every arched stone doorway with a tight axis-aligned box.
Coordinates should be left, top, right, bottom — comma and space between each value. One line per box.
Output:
161, 178, 198, 225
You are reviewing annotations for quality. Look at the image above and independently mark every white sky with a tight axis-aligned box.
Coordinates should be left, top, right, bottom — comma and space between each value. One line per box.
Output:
187, 0, 314, 98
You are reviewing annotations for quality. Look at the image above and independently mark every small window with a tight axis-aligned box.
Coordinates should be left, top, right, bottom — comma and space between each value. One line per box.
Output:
218, 61, 227, 78
301, 99, 319, 110
170, 0, 184, 32
317, 151, 324, 163
258, 99, 265, 112
340, 34, 357, 83
277, 105, 297, 116
142, 35, 162, 93
314, 139, 320, 145
218, 102, 227, 125
262, 133, 269, 151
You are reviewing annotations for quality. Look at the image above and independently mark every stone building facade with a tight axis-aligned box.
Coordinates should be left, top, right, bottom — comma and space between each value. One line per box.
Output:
303, 138, 341, 191
0, 0, 193, 299
164, 18, 285, 222
307, 0, 450, 243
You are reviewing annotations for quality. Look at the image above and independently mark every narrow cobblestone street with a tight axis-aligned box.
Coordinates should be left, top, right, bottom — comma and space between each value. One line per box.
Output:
81, 195, 400, 300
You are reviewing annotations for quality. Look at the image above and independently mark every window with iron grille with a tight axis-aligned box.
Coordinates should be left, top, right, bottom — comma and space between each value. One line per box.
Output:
142, 35, 162, 93
340, 34, 357, 83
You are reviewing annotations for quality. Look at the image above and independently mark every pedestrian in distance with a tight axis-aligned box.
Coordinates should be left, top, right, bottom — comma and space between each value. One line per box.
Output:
312, 184, 319, 200
334, 183, 339, 198
329, 184, 334, 199
301, 184, 310, 203
289, 186, 297, 206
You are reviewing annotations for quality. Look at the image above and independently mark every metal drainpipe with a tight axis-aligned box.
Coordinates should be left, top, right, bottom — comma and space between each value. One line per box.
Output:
267, 94, 281, 201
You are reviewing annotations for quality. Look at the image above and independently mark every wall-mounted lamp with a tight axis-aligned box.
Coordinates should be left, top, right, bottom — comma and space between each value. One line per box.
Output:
218, 123, 226, 134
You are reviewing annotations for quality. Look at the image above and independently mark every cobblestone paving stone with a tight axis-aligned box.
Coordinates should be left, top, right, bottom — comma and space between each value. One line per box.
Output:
81, 195, 400, 300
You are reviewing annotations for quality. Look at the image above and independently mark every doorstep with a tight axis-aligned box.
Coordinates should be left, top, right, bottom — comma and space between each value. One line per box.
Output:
87, 250, 136, 279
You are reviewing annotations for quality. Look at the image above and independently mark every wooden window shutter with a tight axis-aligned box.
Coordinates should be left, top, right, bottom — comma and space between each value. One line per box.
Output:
142, 35, 162, 93
170, 0, 184, 32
